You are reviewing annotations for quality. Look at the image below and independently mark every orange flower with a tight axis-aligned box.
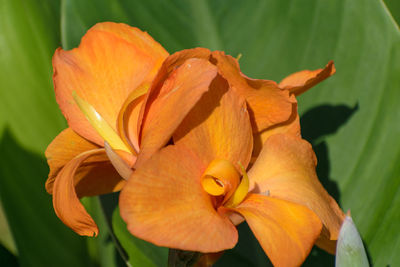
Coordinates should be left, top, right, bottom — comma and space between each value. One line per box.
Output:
45, 23, 223, 236
46, 22, 340, 259
44, 22, 171, 236
120, 61, 343, 266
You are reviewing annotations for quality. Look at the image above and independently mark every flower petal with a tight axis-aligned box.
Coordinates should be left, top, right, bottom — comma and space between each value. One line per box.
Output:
233, 194, 322, 267
248, 134, 345, 250
252, 103, 300, 159
120, 144, 238, 252
211, 51, 295, 132
173, 75, 253, 170
136, 57, 218, 167
45, 128, 99, 194
53, 149, 125, 236
279, 61, 336, 96
137, 47, 212, 134
53, 22, 168, 145
117, 84, 148, 154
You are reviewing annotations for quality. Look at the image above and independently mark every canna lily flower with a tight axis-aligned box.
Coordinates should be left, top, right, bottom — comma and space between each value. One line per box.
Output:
45, 22, 222, 236
45, 20, 339, 250
44, 22, 171, 236
120, 68, 344, 266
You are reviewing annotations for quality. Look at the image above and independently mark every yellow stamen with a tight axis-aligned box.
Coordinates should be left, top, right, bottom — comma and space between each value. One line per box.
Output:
225, 163, 249, 208
201, 159, 240, 197
236, 53, 242, 61
73, 91, 131, 153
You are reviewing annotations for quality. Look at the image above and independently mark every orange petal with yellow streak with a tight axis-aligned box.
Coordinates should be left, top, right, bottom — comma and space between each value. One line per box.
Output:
248, 134, 345, 252
120, 144, 238, 252
53, 149, 125, 236
173, 75, 253, 170
279, 61, 336, 96
45, 128, 100, 194
53, 22, 168, 146
233, 194, 322, 267
211, 51, 295, 132
136, 58, 218, 167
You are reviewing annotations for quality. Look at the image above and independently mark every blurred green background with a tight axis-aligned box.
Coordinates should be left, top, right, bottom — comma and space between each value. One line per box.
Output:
1, 0, 399, 266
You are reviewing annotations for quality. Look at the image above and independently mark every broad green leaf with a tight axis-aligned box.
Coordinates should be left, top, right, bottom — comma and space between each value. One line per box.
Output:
97, 193, 168, 267
112, 205, 168, 267
0, 242, 18, 267
0, 0, 99, 266
0, 0, 66, 152
0, 201, 16, 255
3, 0, 396, 266
0, 130, 91, 267
82, 197, 124, 267
385, 0, 400, 26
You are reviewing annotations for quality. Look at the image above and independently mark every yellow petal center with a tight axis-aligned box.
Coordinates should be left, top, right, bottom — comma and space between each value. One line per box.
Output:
201, 159, 250, 208
201, 159, 239, 197
224, 163, 250, 208
73, 92, 132, 154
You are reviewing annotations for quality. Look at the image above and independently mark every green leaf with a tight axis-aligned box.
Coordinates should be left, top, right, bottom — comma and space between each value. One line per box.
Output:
82, 197, 125, 267
0, 0, 66, 152
0, 201, 16, 255
111, 201, 168, 267
0, 0, 98, 266
97, 193, 168, 267
0, 242, 19, 267
385, 0, 400, 27
336, 216, 369, 267
0, 130, 91, 267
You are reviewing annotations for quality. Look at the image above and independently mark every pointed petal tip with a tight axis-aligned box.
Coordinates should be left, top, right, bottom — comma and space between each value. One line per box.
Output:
279, 60, 336, 96
335, 215, 369, 267
104, 141, 134, 180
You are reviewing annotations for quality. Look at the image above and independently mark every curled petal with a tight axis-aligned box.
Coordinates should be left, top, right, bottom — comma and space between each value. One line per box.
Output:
225, 164, 250, 208
120, 145, 238, 252
136, 58, 218, 167
279, 61, 336, 96
248, 134, 345, 251
201, 159, 240, 197
174, 75, 253, 170
53, 22, 167, 145
233, 194, 322, 267
45, 128, 100, 194
211, 51, 295, 132
53, 149, 125, 236
117, 83, 148, 154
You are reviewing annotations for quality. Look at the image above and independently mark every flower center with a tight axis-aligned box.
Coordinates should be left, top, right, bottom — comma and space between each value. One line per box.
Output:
201, 159, 249, 208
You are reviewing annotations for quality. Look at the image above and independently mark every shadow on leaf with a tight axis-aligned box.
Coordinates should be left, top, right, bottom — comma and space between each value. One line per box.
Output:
0, 128, 91, 267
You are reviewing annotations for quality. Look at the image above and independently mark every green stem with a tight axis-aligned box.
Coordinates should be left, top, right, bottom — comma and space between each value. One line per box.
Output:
168, 249, 202, 267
